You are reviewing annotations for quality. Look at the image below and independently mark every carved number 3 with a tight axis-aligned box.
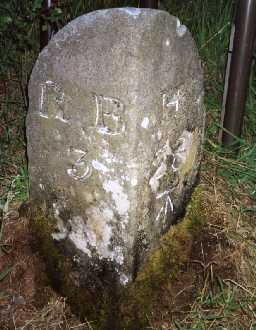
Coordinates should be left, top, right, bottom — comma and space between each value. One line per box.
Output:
66, 148, 92, 181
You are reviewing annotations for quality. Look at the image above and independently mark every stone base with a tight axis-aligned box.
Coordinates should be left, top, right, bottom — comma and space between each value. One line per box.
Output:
27, 187, 206, 329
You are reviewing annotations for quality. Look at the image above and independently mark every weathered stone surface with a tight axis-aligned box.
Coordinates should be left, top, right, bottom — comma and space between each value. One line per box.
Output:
27, 8, 204, 286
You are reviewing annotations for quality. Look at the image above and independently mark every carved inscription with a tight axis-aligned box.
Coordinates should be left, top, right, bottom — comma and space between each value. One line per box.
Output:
66, 147, 92, 181
39, 81, 68, 123
155, 190, 174, 223
95, 95, 125, 135
162, 90, 180, 113
151, 140, 180, 223
37, 88, 188, 184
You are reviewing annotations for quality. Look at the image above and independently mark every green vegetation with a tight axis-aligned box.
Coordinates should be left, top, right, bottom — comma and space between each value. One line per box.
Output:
166, 0, 256, 203
174, 279, 256, 330
0, 0, 256, 329
1, 0, 255, 208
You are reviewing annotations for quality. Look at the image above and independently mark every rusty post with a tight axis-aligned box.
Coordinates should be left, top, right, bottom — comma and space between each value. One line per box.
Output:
40, 0, 52, 50
221, 0, 256, 147
139, 0, 158, 8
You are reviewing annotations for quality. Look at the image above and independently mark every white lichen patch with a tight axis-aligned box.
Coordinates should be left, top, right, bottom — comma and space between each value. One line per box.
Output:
120, 7, 142, 18
52, 203, 68, 241
68, 216, 93, 257
102, 207, 114, 220
176, 18, 187, 37
119, 273, 130, 285
97, 126, 124, 136
92, 160, 109, 173
83, 206, 125, 265
111, 246, 124, 265
141, 117, 149, 129
103, 179, 130, 216
102, 150, 122, 165
157, 130, 162, 141
175, 130, 193, 163
131, 178, 138, 187
127, 160, 139, 169
52, 205, 126, 267
175, 129, 199, 178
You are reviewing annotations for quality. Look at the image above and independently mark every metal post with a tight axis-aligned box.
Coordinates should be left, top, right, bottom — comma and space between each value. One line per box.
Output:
221, 0, 256, 147
40, 0, 52, 50
139, 0, 158, 8
219, 2, 236, 143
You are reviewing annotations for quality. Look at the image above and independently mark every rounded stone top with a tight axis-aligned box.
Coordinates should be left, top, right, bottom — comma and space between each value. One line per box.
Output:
27, 6, 204, 285
47, 7, 188, 42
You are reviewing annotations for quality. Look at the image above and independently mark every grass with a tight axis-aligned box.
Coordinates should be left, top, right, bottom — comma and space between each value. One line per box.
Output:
173, 279, 256, 329
0, 89, 28, 210
175, 282, 243, 329
161, 1, 256, 328
0, 166, 29, 211
168, 0, 256, 204
0, 0, 256, 329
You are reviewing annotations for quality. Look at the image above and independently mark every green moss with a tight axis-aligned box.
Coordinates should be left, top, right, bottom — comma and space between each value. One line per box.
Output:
28, 187, 206, 329
119, 187, 206, 329
29, 207, 116, 329
139, 187, 204, 280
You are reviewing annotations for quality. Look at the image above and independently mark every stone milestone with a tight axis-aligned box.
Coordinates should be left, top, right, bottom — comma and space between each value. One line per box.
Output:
27, 8, 204, 288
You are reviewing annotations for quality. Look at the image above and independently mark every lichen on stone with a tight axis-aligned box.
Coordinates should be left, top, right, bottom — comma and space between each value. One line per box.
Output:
177, 128, 200, 179
28, 187, 207, 329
